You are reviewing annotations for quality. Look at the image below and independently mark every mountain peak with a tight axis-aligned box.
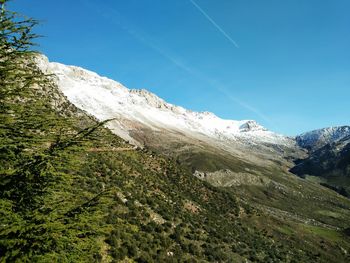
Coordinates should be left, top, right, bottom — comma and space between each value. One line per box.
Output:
239, 120, 266, 132
296, 126, 350, 151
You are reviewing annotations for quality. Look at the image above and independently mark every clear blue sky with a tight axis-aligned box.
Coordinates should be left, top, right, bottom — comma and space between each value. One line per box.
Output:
9, 0, 350, 135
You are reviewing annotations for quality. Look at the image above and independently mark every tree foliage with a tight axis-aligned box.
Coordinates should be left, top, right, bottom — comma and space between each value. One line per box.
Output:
0, 2, 107, 260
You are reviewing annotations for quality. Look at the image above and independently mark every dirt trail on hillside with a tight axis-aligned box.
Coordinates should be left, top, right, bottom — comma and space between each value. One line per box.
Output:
87, 146, 138, 152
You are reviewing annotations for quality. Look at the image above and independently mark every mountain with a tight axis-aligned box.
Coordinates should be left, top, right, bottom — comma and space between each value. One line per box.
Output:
37, 55, 302, 174
38, 55, 280, 145
296, 126, 350, 151
292, 131, 350, 196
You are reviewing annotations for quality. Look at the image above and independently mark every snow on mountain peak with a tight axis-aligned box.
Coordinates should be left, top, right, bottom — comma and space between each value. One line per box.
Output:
37, 55, 290, 147
296, 126, 350, 151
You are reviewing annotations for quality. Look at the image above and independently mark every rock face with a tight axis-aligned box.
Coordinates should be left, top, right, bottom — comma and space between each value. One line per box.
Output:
37, 54, 300, 173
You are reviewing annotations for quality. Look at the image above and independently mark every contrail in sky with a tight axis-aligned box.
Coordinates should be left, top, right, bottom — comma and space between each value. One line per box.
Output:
189, 0, 239, 48
80, 0, 275, 128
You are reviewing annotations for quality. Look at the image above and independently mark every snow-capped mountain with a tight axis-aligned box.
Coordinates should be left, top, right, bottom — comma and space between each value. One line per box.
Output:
291, 128, 350, 196
296, 126, 350, 151
291, 134, 350, 196
37, 55, 291, 146
37, 54, 303, 172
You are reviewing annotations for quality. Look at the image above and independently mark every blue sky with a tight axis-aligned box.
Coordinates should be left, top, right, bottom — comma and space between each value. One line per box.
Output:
10, 0, 350, 135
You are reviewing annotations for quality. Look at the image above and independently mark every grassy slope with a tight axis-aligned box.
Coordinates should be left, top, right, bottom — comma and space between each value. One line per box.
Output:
146, 140, 350, 262
33, 126, 350, 262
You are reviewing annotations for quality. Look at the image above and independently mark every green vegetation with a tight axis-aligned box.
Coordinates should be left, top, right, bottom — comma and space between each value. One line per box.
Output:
1, 1, 350, 262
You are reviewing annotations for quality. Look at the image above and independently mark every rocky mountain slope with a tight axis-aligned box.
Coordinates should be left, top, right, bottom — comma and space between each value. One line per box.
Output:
38, 55, 286, 145
37, 55, 302, 175
296, 126, 350, 151
292, 131, 350, 197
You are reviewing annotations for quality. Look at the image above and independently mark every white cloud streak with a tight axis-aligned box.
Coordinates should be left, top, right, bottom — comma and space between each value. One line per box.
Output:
80, 0, 275, 127
189, 0, 239, 48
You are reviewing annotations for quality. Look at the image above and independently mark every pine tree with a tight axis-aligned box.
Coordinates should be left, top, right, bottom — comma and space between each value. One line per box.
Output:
0, 2, 108, 260
0, 0, 64, 211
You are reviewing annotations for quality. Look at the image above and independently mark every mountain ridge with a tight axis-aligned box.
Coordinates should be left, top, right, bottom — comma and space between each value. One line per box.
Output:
36, 55, 289, 143
296, 126, 350, 151
39, 54, 349, 146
